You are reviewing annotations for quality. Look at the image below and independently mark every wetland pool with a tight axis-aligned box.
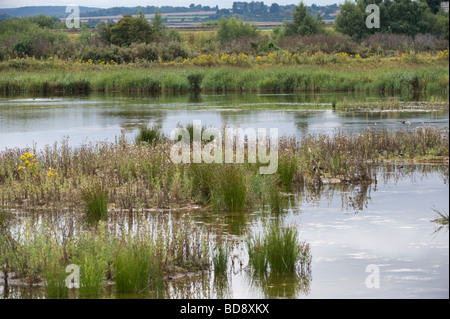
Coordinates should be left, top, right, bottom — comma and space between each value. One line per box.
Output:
0, 164, 448, 299
0, 93, 448, 149
0, 92, 448, 299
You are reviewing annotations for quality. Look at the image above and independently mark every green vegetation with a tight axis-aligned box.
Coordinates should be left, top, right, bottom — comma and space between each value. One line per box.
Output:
109, 14, 158, 46
431, 206, 449, 234
246, 234, 268, 274
0, 62, 447, 94
217, 16, 258, 44
81, 182, 109, 223
0, 2, 447, 63
283, 2, 326, 37
247, 223, 311, 274
115, 242, 153, 293
135, 124, 163, 145
0, 127, 447, 213
335, 0, 449, 40
0, 214, 209, 297
216, 165, 248, 211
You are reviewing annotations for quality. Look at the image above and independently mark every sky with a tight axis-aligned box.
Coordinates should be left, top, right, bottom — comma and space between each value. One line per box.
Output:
0, 0, 343, 9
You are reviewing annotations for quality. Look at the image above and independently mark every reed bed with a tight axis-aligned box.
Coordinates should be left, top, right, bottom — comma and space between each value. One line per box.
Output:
0, 64, 447, 94
0, 127, 447, 213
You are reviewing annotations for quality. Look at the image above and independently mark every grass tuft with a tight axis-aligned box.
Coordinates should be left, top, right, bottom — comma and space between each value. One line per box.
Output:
247, 223, 311, 275
135, 124, 162, 145
81, 182, 108, 223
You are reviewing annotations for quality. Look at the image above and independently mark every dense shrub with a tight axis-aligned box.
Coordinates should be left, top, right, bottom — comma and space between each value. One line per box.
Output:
217, 16, 258, 44
109, 15, 157, 46
13, 38, 34, 57
279, 34, 358, 54
161, 42, 191, 61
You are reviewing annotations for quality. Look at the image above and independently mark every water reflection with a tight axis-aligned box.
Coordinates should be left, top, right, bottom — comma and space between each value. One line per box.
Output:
0, 93, 448, 150
431, 206, 449, 236
212, 273, 232, 299
0, 164, 448, 299
247, 272, 311, 299
296, 164, 448, 214
0, 284, 46, 299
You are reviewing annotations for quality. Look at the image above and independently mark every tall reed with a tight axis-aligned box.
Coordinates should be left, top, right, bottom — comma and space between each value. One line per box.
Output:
115, 243, 153, 294
247, 224, 311, 275
246, 234, 268, 274
265, 225, 300, 274
81, 182, 108, 223
45, 263, 68, 299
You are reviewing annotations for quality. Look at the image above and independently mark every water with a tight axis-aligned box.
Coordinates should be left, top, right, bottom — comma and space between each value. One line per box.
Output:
0, 93, 448, 149
188, 165, 449, 299
0, 93, 448, 299
0, 165, 448, 299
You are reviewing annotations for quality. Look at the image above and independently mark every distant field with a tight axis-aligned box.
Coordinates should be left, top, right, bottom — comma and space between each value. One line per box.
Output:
77, 11, 217, 24
80, 11, 216, 19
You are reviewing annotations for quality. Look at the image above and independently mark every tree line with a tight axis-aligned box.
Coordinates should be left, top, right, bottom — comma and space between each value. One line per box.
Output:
0, 1, 448, 62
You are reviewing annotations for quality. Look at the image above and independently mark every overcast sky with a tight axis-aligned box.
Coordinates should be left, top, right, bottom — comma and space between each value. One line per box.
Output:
0, 0, 342, 9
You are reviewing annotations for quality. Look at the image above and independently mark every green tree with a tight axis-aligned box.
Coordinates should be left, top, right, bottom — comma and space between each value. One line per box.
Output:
335, 0, 441, 39
109, 14, 156, 46
78, 24, 93, 45
28, 14, 63, 29
334, 0, 369, 39
137, 8, 145, 20
387, 0, 435, 36
433, 11, 449, 39
283, 2, 326, 36
217, 16, 258, 44
96, 20, 111, 43
152, 9, 165, 38
422, 0, 442, 14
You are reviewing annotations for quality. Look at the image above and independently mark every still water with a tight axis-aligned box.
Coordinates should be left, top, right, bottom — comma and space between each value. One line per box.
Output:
0, 165, 448, 299
0, 93, 448, 299
0, 93, 448, 149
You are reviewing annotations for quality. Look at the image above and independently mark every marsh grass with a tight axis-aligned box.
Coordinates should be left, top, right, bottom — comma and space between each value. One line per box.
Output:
265, 225, 300, 274
187, 72, 204, 93
0, 214, 210, 297
135, 124, 162, 145
0, 64, 447, 94
0, 127, 447, 212
215, 165, 248, 211
78, 255, 106, 297
81, 182, 108, 223
247, 224, 311, 275
431, 206, 449, 235
148, 258, 164, 293
277, 154, 296, 187
263, 175, 283, 213
246, 234, 268, 274
44, 264, 68, 299
115, 243, 153, 294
